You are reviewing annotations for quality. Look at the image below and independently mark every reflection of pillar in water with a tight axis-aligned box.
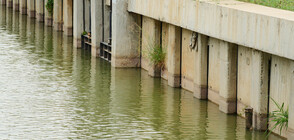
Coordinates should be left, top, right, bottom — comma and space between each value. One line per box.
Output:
26, 17, 35, 44
35, 21, 45, 51
19, 13, 27, 41
0, 6, 6, 27
12, 9, 20, 33
6, 6, 12, 31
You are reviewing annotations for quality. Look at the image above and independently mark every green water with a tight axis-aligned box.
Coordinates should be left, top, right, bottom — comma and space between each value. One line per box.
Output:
0, 6, 283, 140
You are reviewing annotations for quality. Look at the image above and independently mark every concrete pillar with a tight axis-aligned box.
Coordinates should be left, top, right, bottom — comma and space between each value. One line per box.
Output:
73, 0, 83, 48
289, 61, 294, 139
6, 0, 12, 7
20, 0, 26, 14
44, 0, 52, 26
63, 0, 73, 36
36, 0, 44, 22
0, 0, 6, 5
218, 41, 237, 114
166, 24, 181, 87
53, 0, 63, 31
251, 50, 270, 131
13, 0, 19, 11
27, 0, 35, 18
194, 34, 208, 99
111, 0, 141, 67
141, 16, 161, 75
91, 0, 102, 56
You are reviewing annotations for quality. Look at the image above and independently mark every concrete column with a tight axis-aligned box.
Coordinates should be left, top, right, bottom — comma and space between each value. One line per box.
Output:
20, 0, 26, 14
141, 16, 161, 75
111, 0, 141, 67
0, 0, 6, 5
63, 0, 73, 36
36, 0, 44, 22
218, 41, 237, 114
91, 0, 102, 56
167, 24, 181, 87
53, 0, 63, 31
73, 0, 83, 48
44, 0, 52, 26
250, 50, 270, 131
13, 0, 19, 11
27, 0, 36, 18
288, 61, 294, 139
194, 34, 208, 99
6, 0, 12, 7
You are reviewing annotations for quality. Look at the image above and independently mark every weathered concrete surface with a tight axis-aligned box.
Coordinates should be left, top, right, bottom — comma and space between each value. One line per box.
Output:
269, 56, 292, 137
53, 0, 63, 31
13, 0, 19, 11
91, 0, 102, 57
161, 23, 169, 80
219, 41, 237, 114
237, 46, 269, 130
44, 0, 52, 26
289, 64, 294, 140
141, 16, 161, 73
27, 0, 35, 18
63, 0, 73, 36
111, 0, 141, 67
208, 38, 220, 105
181, 29, 195, 92
194, 34, 208, 99
128, 0, 294, 61
36, 0, 44, 22
20, 0, 27, 14
165, 24, 181, 87
73, 0, 83, 48
6, 0, 11, 8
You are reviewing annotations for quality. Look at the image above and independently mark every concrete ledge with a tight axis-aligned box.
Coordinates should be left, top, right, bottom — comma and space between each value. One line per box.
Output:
219, 97, 237, 114
168, 73, 181, 88
36, 13, 44, 22
53, 22, 63, 31
28, 10, 35, 18
253, 112, 268, 131
63, 26, 73, 36
194, 84, 208, 100
128, 0, 294, 61
208, 89, 220, 105
111, 57, 140, 68
45, 17, 53, 26
288, 128, 294, 139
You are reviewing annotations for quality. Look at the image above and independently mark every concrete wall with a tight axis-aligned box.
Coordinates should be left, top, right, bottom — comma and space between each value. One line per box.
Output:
36, 0, 44, 22
27, 0, 35, 18
269, 55, 293, 137
181, 29, 195, 92
208, 38, 220, 105
63, 0, 73, 36
128, 0, 294, 61
44, 0, 52, 26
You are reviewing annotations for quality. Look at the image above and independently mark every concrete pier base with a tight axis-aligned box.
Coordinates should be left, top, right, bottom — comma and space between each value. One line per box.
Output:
53, 0, 63, 31
44, 0, 52, 26
111, 0, 141, 67
73, 0, 83, 48
36, 0, 44, 22
289, 61, 294, 139
63, 0, 73, 36
218, 41, 237, 114
20, 0, 27, 15
194, 34, 208, 99
0, 0, 6, 5
13, 0, 19, 11
6, 0, 12, 8
27, 0, 35, 18
91, 0, 102, 56
142, 16, 161, 73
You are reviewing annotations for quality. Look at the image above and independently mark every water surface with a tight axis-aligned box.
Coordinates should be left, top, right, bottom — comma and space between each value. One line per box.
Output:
0, 6, 283, 140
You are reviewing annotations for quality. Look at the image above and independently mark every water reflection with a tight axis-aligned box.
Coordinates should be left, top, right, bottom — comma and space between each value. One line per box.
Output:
0, 6, 283, 140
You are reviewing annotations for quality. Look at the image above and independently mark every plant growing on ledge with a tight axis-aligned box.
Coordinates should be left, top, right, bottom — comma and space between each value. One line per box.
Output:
266, 98, 288, 137
46, 0, 54, 15
147, 43, 166, 69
